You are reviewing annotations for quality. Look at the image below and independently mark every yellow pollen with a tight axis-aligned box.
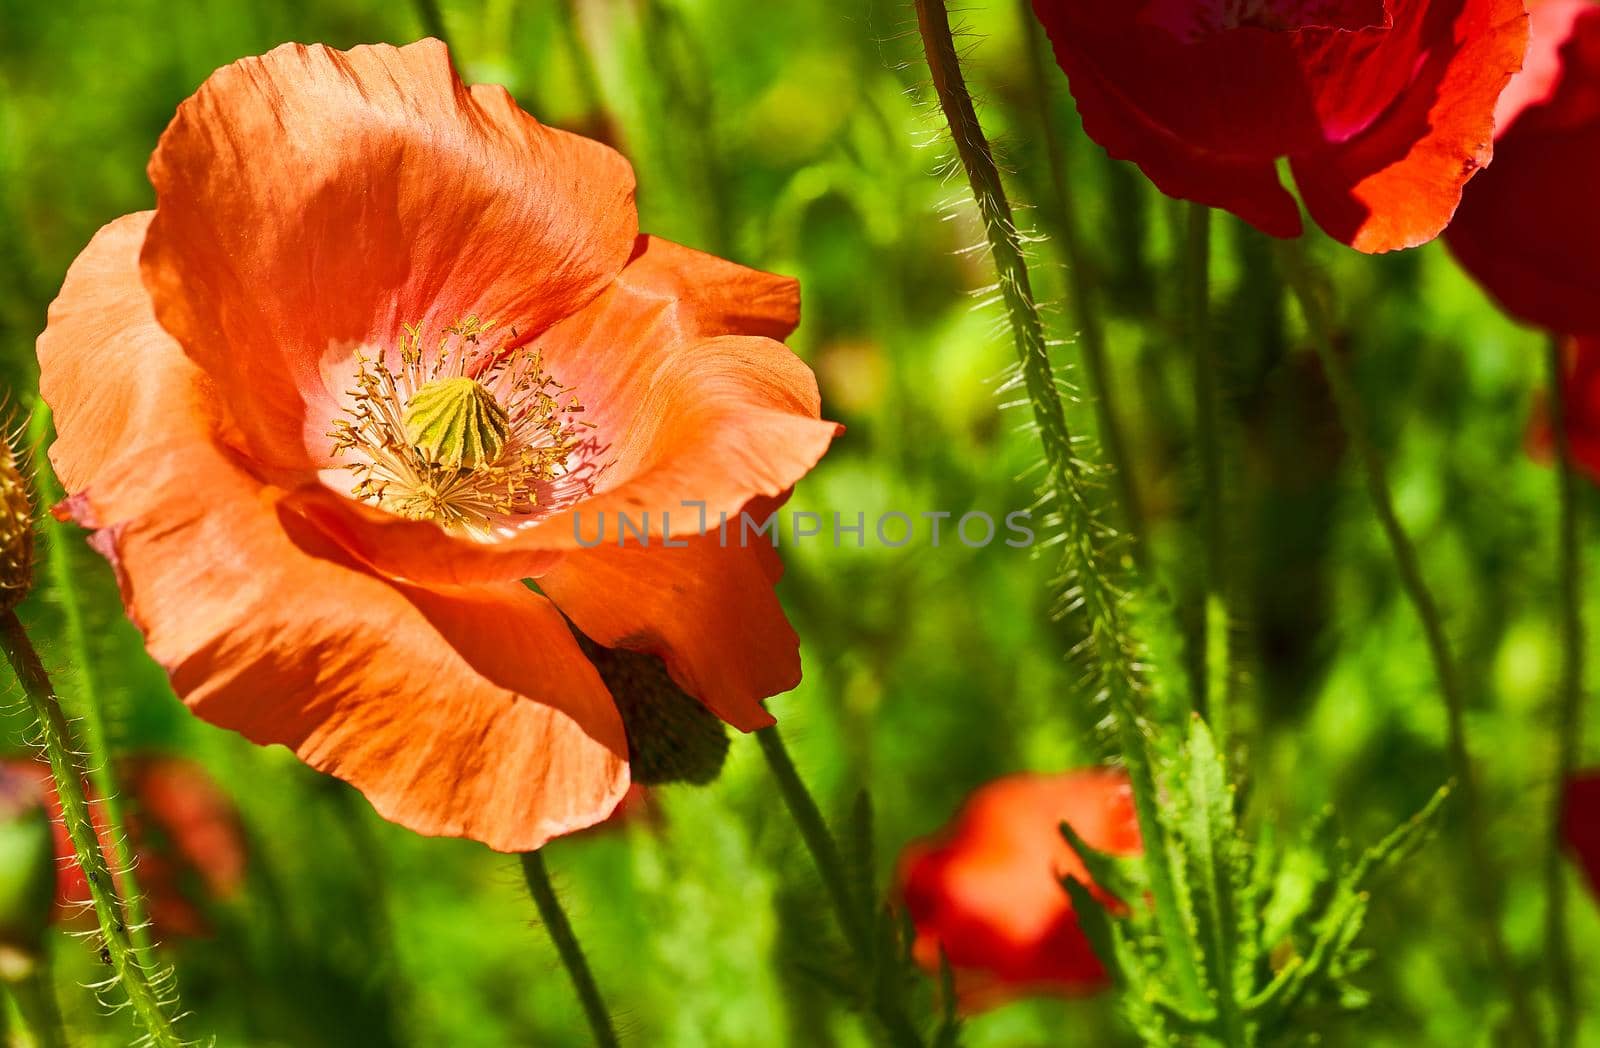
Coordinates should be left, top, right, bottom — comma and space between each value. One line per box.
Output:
327, 316, 590, 537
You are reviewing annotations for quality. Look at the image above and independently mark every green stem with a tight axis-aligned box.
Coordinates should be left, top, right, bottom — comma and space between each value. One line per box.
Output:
555, 0, 607, 123
1274, 239, 1538, 1044
755, 728, 924, 1048
1543, 334, 1584, 1048
27, 407, 153, 960
0, 612, 186, 1047
1187, 205, 1230, 749
6, 966, 67, 1048
913, 0, 1205, 1011
1016, 0, 1148, 563
412, 0, 450, 45
519, 851, 621, 1048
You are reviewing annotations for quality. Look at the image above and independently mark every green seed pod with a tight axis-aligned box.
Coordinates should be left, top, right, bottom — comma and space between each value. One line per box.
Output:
0, 434, 32, 616
402, 377, 510, 470
576, 634, 729, 787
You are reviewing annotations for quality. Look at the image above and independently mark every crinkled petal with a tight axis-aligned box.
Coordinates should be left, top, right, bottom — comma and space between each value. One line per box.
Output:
40, 212, 628, 852
1292, 0, 1529, 252
141, 39, 638, 473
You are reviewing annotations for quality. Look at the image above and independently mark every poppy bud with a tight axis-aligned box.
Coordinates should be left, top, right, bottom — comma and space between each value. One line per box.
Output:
0, 430, 33, 615
576, 634, 729, 787
0, 764, 57, 977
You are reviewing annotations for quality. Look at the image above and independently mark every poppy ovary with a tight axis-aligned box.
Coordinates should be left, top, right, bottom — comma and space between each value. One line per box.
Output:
327, 318, 590, 536
402, 376, 511, 471
0, 428, 34, 615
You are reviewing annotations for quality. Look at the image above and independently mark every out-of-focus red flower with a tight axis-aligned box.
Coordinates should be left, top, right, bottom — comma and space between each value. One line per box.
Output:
1562, 771, 1600, 896
3, 756, 245, 940
1031, 0, 1529, 253
1448, 1, 1600, 332
36, 40, 838, 853
0, 764, 55, 967
896, 771, 1142, 1011
1528, 336, 1600, 483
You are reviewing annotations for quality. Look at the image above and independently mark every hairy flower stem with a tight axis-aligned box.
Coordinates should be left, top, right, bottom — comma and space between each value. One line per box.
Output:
1016, 0, 1147, 564
1186, 205, 1231, 750
755, 728, 925, 1048
0, 612, 186, 1047
913, 0, 1205, 1011
519, 851, 622, 1048
1274, 239, 1538, 1044
27, 408, 153, 960
1542, 335, 1584, 1048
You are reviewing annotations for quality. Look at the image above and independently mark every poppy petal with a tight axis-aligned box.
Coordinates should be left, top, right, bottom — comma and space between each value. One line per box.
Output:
1291, 0, 1529, 252
40, 213, 629, 853
141, 39, 638, 474
536, 529, 799, 731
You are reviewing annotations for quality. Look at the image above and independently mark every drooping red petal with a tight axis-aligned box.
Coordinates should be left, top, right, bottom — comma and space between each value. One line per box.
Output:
1292, 0, 1530, 252
1033, 0, 1528, 251
1446, 1, 1600, 331
40, 213, 628, 853
141, 39, 638, 475
1563, 771, 1600, 897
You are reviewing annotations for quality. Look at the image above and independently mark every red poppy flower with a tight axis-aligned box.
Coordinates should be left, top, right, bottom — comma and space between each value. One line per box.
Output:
897, 771, 1142, 1011
1528, 336, 1600, 483
36, 40, 838, 852
1, 756, 245, 939
1562, 771, 1600, 897
1447, 0, 1600, 332
1031, 0, 1530, 252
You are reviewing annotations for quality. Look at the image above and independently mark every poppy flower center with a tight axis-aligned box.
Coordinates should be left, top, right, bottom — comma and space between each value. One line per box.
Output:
327, 316, 590, 537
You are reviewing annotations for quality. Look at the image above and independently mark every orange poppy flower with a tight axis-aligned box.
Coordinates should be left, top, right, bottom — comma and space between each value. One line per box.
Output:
36, 40, 838, 852
896, 771, 1142, 1011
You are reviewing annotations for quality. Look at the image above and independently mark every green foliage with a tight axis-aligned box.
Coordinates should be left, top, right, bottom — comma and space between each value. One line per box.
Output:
0, 0, 1592, 1045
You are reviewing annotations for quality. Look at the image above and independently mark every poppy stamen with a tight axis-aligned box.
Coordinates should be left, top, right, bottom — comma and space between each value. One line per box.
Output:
328, 316, 590, 537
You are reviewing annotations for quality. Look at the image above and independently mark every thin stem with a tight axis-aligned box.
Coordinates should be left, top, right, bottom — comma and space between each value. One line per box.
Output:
1543, 334, 1584, 1048
0, 612, 186, 1047
755, 728, 924, 1048
913, 0, 1205, 1011
519, 851, 621, 1048
1187, 204, 1231, 749
1016, 0, 1148, 563
555, 0, 607, 124
7, 965, 68, 1048
27, 407, 153, 960
1274, 239, 1539, 1044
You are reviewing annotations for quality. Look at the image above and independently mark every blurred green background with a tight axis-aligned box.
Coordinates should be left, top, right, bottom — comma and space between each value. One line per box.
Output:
1, 0, 1597, 1045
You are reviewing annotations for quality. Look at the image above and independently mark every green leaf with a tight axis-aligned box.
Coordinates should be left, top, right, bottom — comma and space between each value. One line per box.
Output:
1174, 714, 1249, 1042
1059, 819, 1145, 903
1062, 875, 1126, 989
